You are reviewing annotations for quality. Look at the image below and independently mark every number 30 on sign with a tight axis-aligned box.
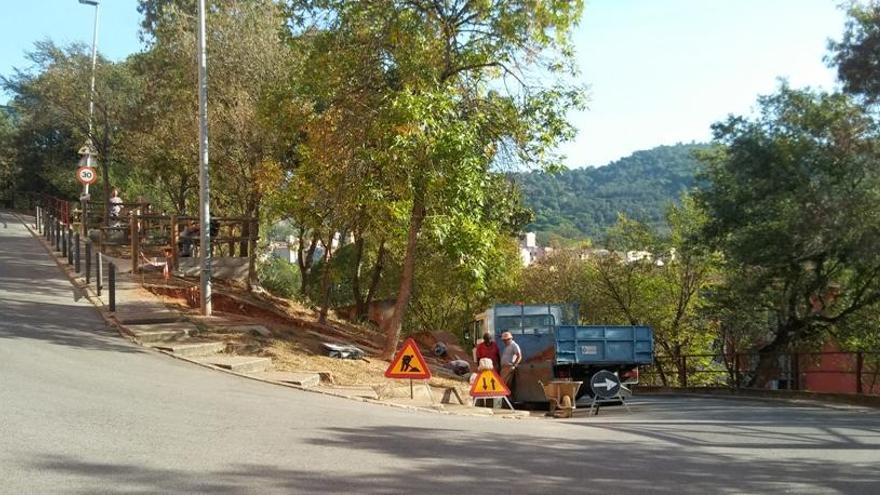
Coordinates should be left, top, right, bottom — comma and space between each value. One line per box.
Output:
76, 166, 97, 185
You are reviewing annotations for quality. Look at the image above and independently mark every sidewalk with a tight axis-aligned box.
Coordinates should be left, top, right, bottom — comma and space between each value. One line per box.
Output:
10, 210, 530, 419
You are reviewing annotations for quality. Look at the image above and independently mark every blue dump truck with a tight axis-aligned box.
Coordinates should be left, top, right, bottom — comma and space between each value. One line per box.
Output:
467, 304, 654, 403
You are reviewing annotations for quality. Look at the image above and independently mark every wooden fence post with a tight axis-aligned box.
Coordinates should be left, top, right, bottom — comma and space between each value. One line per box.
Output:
170, 215, 178, 269
131, 210, 140, 274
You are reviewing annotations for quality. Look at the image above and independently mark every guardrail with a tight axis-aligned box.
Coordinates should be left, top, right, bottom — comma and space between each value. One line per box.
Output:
640, 351, 880, 396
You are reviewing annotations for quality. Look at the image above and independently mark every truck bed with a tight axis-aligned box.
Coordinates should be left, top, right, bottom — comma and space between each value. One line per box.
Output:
555, 325, 653, 365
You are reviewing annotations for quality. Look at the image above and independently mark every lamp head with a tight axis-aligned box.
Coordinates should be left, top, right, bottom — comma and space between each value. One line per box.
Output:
79, 0, 99, 5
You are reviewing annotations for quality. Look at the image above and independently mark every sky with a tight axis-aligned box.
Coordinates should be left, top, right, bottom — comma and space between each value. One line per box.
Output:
0, 0, 850, 168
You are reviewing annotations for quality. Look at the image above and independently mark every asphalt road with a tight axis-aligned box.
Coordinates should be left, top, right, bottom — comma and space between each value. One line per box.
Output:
2, 210, 880, 494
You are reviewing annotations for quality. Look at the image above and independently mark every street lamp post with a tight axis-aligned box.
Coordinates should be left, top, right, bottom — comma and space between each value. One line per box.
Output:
197, 0, 212, 316
78, 0, 99, 198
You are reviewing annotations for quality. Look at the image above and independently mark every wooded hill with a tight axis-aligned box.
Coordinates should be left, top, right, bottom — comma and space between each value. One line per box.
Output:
515, 143, 707, 243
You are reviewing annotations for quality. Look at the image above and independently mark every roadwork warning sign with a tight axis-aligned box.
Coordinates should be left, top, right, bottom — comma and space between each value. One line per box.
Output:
384, 338, 431, 380
469, 369, 511, 397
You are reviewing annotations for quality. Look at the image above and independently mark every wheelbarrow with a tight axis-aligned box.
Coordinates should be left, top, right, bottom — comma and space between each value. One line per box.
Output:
540, 380, 583, 418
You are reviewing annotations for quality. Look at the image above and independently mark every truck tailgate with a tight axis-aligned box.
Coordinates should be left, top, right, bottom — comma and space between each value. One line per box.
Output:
555, 325, 653, 365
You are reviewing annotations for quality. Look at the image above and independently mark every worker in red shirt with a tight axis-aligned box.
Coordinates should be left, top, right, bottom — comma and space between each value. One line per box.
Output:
472, 332, 501, 370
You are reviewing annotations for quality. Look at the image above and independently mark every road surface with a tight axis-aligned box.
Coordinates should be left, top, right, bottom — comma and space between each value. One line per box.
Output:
1, 210, 879, 494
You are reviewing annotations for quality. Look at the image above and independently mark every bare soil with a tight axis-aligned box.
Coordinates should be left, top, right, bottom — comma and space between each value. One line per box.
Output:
139, 273, 470, 391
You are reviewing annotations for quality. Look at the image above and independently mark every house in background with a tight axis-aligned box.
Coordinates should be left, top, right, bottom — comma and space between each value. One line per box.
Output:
519, 232, 554, 267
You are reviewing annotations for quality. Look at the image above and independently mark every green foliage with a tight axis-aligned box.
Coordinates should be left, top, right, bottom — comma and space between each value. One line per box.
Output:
837, 306, 880, 351
127, 0, 296, 218
514, 197, 718, 385
266, 220, 298, 243
516, 143, 707, 241
282, 0, 586, 354
2, 41, 140, 203
258, 257, 302, 300
828, 1, 880, 102
697, 84, 880, 357
405, 237, 524, 337
0, 108, 17, 201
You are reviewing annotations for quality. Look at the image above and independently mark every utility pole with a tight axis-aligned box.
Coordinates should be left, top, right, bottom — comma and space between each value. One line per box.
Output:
78, 0, 99, 198
197, 0, 212, 316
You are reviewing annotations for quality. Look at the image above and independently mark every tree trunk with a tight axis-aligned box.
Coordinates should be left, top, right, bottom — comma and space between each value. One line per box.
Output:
380, 194, 426, 359
365, 239, 386, 310
656, 341, 676, 387
747, 329, 794, 388
352, 233, 366, 320
246, 216, 259, 291
318, 232, 334, 324
655, 359, 669, 387
297, 230, 319, 295
176, 179, 186, 215
241, 217, 250, 258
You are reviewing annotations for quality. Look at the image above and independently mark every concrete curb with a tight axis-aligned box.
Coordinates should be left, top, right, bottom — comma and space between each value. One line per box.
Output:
14, 213, 528, 420
637, 387, 880, 410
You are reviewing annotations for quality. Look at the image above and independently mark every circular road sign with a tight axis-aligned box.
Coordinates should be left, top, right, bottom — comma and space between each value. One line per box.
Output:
590, 370, 621, 399
76, 166, 98, 185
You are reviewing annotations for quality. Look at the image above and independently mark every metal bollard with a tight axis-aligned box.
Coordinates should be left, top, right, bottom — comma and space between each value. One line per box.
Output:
67, 228, 73, 265
108, 263, 116, 312
96, 252, 103, 297
85, 241, 91, 284
74, 233, 81, 273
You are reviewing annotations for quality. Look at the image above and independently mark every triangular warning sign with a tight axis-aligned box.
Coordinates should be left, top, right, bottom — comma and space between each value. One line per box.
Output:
384, 337, 432, 380
469, 369, 511, 397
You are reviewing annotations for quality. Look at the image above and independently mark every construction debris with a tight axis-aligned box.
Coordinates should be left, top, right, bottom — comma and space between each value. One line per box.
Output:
321, 342, 366, 360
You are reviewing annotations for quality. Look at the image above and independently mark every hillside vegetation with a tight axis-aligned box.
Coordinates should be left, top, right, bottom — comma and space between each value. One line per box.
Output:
516, 143, 707, 243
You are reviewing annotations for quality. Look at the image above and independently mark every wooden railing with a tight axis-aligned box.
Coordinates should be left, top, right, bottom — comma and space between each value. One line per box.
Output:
640, 351, 880, 396
36, 194, 257, 275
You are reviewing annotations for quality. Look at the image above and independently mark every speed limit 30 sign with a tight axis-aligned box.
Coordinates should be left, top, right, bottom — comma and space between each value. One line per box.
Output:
76, 166, 98, 185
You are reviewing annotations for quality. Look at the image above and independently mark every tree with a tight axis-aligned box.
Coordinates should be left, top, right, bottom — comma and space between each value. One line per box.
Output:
696, 85, 880, 386
132, 0, 300, 287
288, 0, 585, 357
0, 107, 17, 203
406, 236, 523, 338
828, 1, 880, 102
586, 201, 717, 386
3, 41, 140, 214
512, 196, 718, 386
516, 143, 707, 241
